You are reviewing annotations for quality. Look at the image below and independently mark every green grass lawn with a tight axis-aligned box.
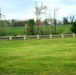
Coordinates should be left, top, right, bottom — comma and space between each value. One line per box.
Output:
0, 38, 76, 75
7, 27, 25, 36
0, 25, 72, 36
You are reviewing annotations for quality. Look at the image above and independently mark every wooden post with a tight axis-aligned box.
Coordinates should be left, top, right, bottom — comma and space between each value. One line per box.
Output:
24, 35, 26, 39
37, 34, 39, 39
9, 36, 12, 40
73, 33, 75, 38
50, 34, 52, 38
61, 34, 64, 38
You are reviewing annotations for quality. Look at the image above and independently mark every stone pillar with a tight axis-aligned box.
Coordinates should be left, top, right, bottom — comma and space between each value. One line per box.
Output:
24, 35, 26, 39
37, 34, 39, 39
50, 34, 52, 39
73, 33, 75, 38
61, 34, 64, 38
9, 36, 12, 40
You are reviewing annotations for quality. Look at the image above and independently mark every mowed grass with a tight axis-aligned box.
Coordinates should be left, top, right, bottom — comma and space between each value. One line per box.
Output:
0, 38, 76, 75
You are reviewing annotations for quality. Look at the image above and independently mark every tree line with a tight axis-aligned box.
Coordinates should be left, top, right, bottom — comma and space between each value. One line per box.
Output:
0, 2, 76, 35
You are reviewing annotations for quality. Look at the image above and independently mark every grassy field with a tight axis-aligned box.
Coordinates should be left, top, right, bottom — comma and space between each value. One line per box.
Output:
7, 27, 25, 35
0, 25, 72, 36
0, 27, 25, 36
0, 38, 76, 75
41, 25, 72, 34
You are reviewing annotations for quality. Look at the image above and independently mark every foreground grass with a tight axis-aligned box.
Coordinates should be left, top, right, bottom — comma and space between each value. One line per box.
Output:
0, 38, 76, 75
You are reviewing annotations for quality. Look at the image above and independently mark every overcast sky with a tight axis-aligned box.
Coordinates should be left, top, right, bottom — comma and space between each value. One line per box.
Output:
0, 0, 76, 20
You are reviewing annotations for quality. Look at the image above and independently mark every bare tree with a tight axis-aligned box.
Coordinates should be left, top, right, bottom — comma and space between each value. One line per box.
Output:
70, 15, 75, 24
35, 2, 47, 34
0, 8, 5, 21
0, 8, 6, 29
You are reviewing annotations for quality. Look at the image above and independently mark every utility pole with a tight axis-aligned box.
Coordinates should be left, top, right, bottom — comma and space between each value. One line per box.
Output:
54, 8, 59, 34
35, 2, 38, 28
